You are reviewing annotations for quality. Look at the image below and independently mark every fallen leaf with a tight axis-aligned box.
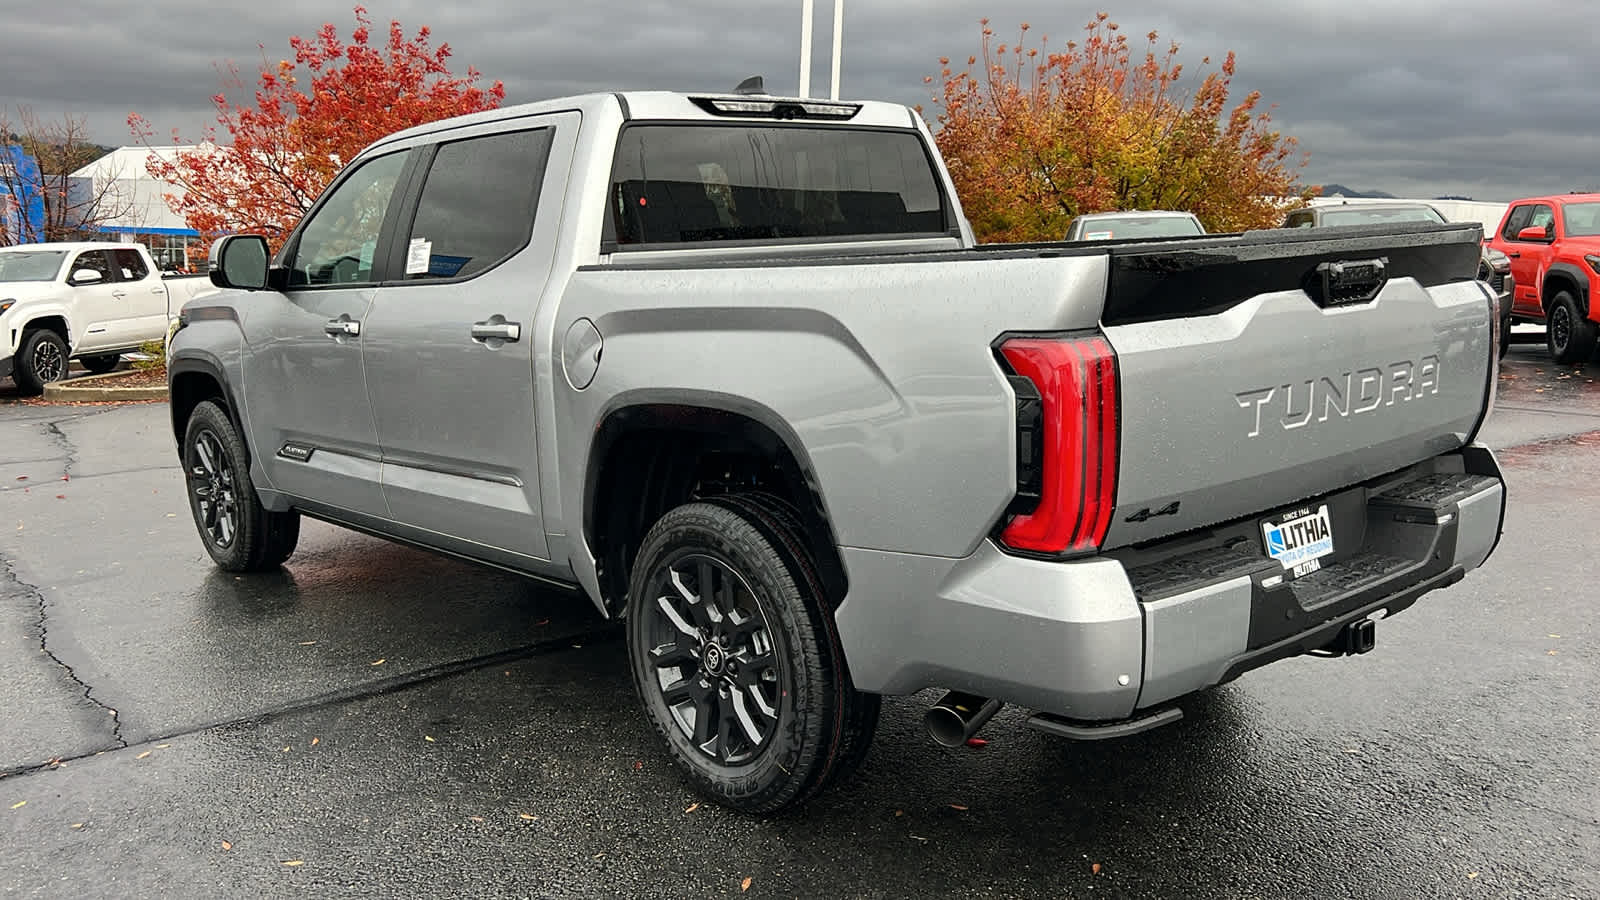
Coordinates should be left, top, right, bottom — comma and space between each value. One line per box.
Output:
297, 641, 317, 646
165, 513, 175, 518
1549, 634, 1562, 639
909, 834, 929, 842
519, 814, 537, 821
221, 840, 233, 851
425, 736, 436, 743
55, 495, 64, 499
965, 737, 989, 748
70, 823, 84, 829
592, 852, 605, 860
534, 618, 550, 626
1547, 650, 1559, 655
633, 761, 643, 770
281, 860, 303, 867
1468, 872, 1479, 879
370, 659, 386, 666
9, 801, 25, 810
15, 476, 25, 481
948, 804, 968, 811
157, 744, 170, 749
282, 746, 291, 753
894, 810, 903, 817
61, 474, 68, 481
685, 802, 701, 813
310, 737, 320, 746
469, 816, 484, 823
741, 876, 753, 892
135, 751, 152, 760
1092, 863, 1103, 875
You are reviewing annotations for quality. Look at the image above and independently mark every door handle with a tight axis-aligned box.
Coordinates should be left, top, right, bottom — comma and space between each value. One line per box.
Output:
471, 319, 521, 342
111, 290, 127, 299
325, 319, 361, 336
1507, 251, 1520, 258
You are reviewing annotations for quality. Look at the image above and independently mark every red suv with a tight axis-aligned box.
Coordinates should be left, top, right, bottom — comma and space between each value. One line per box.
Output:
1488, 193, 1600, 364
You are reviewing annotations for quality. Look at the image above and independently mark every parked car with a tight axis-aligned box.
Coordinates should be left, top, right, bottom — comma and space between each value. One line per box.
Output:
1285, 202, 1514, 356
0, 242, 213, 394
1065, 209, 1205, 241
168, 88, 1506, 812
1485, 193, 1600, 364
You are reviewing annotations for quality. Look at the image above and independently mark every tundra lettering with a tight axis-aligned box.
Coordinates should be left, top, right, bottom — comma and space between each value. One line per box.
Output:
1235, 355, 1442, 438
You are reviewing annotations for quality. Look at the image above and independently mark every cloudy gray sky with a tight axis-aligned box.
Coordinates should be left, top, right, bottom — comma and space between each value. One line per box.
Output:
4, 0, 1595, 201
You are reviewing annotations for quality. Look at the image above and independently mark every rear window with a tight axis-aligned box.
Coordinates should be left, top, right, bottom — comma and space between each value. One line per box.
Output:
608, 125, 949, 247
1317, 206, 1445, 227
1075, 216, 1202, 240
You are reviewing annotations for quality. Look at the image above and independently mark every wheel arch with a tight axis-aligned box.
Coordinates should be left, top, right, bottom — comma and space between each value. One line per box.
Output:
1542, 263, 1591, 316
168, 354, 246, 462
21, 314, 71, 348
583, 393, 847, 617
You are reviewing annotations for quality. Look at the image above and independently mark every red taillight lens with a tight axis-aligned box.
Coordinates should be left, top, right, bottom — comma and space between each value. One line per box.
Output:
997, 335, 1119, 555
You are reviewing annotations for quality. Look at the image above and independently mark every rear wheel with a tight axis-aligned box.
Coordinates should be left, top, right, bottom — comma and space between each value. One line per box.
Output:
14, 329, 68, 395
1546, 291, 1596, 365
80, 353, 122, 375
182, 400, 300, 572
625, 498, 874, 812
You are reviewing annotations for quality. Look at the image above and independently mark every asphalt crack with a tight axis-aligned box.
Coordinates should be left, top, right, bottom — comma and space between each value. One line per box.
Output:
0, 625, 620, 779
42, 419, 78, 480
1, 555, 128, 754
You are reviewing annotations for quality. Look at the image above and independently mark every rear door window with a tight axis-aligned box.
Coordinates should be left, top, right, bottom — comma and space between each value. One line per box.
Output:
402, 127, 554, 280
608, 125, 950, 247
112, 249, 149, 281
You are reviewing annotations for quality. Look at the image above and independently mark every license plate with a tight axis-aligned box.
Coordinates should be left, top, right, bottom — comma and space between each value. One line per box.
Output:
1261, 504, 1335, 570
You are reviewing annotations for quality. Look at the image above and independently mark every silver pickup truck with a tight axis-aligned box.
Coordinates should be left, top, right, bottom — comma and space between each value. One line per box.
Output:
167, 88, 1506, 812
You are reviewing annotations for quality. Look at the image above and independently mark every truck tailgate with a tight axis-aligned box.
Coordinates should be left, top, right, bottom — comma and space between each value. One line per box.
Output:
1098, 223, 1492, 548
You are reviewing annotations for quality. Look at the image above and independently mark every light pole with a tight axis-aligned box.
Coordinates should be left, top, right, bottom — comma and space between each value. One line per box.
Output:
798, 0, 844, 99
830, 0, 844, 100
799, 0, 814, 98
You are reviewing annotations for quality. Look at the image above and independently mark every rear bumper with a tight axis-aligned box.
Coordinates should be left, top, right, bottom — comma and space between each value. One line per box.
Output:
834, 445, 1506, 722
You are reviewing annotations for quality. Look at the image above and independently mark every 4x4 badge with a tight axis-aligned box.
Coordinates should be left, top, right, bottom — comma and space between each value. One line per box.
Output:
1125, 501, 1180, 523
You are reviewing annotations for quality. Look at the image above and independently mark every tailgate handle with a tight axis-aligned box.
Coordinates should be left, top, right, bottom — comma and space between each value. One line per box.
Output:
1310, 257, 1389, 307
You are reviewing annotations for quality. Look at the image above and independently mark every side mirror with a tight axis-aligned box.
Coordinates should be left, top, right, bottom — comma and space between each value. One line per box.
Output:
208, 234, 270, 290
1516, 224, 1553, 242
70, 268, 104, 285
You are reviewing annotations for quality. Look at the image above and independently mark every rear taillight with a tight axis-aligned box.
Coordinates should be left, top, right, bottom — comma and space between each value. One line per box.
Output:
996, 335, 1120, 555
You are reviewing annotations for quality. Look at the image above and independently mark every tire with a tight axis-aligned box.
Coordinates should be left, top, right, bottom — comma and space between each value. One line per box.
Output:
181, 400, 300, 572
625, 498, 872, 812
80, 353, 122, 375
13, 329, 69, 396
1545, 291, 1596, 365
714, 492, 880, 787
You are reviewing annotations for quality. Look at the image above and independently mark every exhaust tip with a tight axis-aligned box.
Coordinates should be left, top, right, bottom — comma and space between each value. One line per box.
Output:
925, 705, 971, 748
924, 691, 1003, 748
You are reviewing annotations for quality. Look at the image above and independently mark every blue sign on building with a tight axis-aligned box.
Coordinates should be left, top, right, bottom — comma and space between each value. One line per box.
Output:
0, 146, 46, 243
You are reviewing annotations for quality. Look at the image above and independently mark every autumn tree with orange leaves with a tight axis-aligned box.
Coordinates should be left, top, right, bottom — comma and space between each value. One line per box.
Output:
129, 6, 504, 249
930, 13, 1315, 243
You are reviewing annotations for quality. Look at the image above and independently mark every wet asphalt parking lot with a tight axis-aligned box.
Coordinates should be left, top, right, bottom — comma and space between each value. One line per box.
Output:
1, 333, 1597, 899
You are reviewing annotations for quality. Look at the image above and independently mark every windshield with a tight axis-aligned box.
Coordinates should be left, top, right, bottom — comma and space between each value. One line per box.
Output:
0, 250, 67, 283
1562, 202, 1600, 237
1074, 215, 1202, 240
1318, 206, 1444, 227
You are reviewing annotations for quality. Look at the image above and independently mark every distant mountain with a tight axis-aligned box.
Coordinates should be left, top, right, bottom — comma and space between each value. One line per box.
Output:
1315, 183, 1396, 199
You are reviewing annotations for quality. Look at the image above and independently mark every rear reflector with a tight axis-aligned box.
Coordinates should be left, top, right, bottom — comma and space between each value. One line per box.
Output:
996, 336, 1120, 555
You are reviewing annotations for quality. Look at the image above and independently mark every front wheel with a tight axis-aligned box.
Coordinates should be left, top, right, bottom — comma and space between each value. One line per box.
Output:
14, 329, 69, 395
182, 400, 300, 572
1546, 291, 1597, 365
626, 498, 874, 813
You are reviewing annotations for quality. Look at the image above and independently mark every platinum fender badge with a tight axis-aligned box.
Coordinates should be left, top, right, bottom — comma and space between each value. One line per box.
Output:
1235, 356, 1440, 438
